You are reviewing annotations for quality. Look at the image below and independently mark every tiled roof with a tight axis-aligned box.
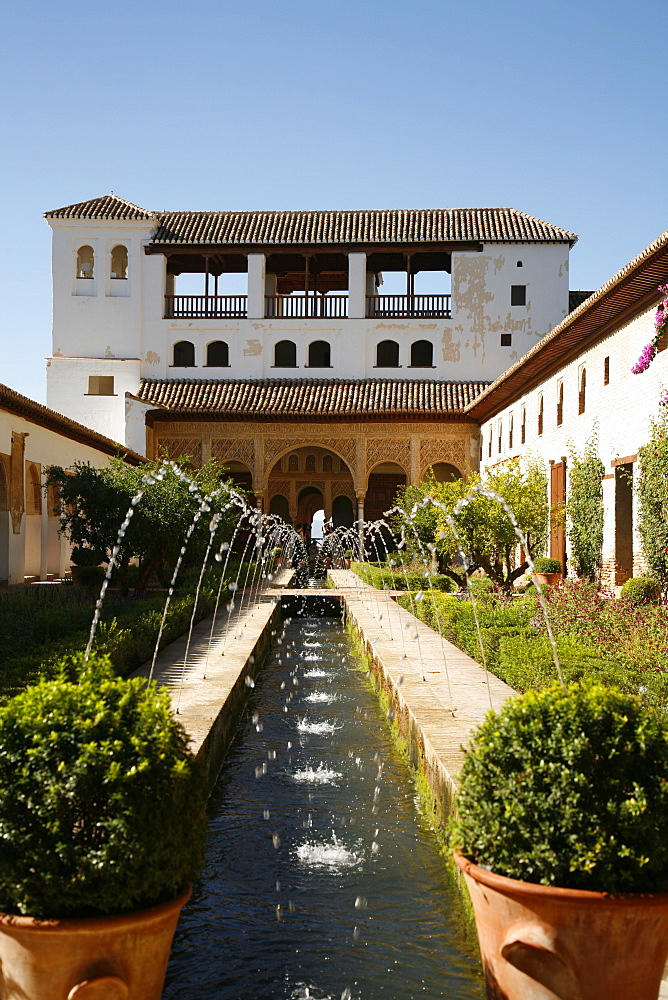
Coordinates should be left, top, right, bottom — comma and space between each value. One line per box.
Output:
137, 379, 488, 421
44, 194, 156, 221
150, 208, 576, 248
43, 196, 577, 246
0, 384, 144, 463
466, 228, 668, 420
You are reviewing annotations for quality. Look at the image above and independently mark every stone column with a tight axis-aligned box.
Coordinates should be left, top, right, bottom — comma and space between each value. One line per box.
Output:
348, 253, 367, 319
247, 254, 266, 319
356, 489, 366, 543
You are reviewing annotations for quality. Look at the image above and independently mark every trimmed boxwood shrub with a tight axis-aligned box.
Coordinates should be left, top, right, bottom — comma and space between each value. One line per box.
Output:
453, 683, 668, 892
620, 576, 661, 606
532, 557, 562, 574
0, 654, 207, 918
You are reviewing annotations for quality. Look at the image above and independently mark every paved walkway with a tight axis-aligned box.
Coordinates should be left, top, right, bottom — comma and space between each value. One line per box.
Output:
329, 570, 514, 783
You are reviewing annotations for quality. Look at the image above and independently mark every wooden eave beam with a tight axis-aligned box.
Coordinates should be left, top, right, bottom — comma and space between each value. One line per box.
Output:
145, 240, 485, 256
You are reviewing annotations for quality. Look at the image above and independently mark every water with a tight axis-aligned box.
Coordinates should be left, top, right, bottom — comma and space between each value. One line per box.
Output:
163, 616, 483, 1000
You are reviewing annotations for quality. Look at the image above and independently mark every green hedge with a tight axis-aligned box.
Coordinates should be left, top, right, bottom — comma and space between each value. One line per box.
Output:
0, 568, 239, 701
350, 562, 455, 593
398, 589, 668, 707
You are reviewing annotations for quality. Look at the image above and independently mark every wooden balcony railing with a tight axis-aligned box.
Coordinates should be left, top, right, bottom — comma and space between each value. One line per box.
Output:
265, 295, 349, 319
366, 294, 451, 318
164, 295, 248, 319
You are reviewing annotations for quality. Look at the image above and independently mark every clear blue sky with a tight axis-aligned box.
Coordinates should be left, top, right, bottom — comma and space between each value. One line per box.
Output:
2, 0, 666, 402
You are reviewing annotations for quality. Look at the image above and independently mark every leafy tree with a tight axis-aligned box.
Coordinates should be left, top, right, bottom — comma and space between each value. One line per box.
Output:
394, 459, 548, 591
567, 434, 604, 581
636, 403, 668, 594
45, 457, 241, 593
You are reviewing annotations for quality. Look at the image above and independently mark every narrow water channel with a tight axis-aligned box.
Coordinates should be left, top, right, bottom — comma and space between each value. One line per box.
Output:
163, 612, 483, 1000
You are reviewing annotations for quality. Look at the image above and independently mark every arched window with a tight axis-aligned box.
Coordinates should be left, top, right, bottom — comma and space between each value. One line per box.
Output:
77, 245, 94, 279
509, 412, 514, 451
578, 367, 587, 415
269, 495, 290, 523
322, 454, 333, 472
410, 340, 433, 367
305, 455, 316, 472
376, 340, 400, 367
497, 419, 503, 454
110, 245, 128, 279
173, 341, 195, 367
557, 381, 564, 426
521, 406, 526, 445
288, 454, 299, 472
308, 340, 331, 367
275, 340, 297, 367
206, 341, 229, 367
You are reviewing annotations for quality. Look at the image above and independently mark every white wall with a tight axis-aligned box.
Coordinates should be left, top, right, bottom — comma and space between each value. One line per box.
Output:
0, 407, 125, 584
47, 215, 572, 440
47, 357, 142, 445
479, 302, 668, 586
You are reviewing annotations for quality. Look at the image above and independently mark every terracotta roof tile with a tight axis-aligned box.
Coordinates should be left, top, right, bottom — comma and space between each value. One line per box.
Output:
0, 384, 144, 463
150, 207, 576, 248
137, 378, 488, 421
45, 194, 156, 221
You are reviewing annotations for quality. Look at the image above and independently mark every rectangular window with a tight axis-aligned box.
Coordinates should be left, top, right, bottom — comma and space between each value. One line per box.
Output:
511, 285, 527, 306
488, 430, 492, 458
497, 420, 502, 454
556, 382, 564, 426
87, 375, 115, 396
604, 356, 610, 385
521, 408, 526, 445
509, 413, 514, 451
500, 333, 512, 347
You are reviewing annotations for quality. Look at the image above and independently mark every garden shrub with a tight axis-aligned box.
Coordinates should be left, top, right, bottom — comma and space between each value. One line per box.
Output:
350, 562, 455, 593
0, 654, 207, 917
567, 434, 605, 581
532, 556, 562, 574
620, 575, 661, 606
453, 683, 668, 892
636, 406, 668, 594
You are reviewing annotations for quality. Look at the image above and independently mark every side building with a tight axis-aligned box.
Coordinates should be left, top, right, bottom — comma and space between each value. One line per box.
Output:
467, 229, 668, 590
0, 384, 142, 585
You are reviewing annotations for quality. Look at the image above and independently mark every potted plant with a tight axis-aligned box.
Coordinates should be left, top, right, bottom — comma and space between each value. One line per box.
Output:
531, 556, 563, 587
69, 545, 105, 586
0, 653, 207, 1000
453, 682, 668, 1000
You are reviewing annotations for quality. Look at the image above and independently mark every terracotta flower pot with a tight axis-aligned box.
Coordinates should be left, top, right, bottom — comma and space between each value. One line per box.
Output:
531, 572, 562, 588
454, 851, 668, 1000
0, 885, 191, 1000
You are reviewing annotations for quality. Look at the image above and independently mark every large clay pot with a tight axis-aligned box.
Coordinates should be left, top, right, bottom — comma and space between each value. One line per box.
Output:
0, 885, 190, 1000
454, 851, 668, 1000
531, 572, 562, 588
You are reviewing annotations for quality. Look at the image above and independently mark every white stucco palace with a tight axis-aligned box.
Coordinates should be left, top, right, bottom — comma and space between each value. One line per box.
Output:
44, 195, 577, 449
1, 192, 662, 588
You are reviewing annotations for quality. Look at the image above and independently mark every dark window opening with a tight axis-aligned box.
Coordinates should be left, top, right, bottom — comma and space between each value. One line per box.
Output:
501, 333, 512, 347
516, 260, 523, 267
511, 285, 527, 306
521, 408, 526, 445
557, 383, 564, 426
308, 340, 331, 367
275, 340, 297, 367
376, 339, 400, 367
538, 396, 544, 436
206, 341, 229, 367
578, 368, 586, 415
173, 341, 195, 367
88, 375, 115, 395
410, 340, 433, 367
604, 356, 610, 384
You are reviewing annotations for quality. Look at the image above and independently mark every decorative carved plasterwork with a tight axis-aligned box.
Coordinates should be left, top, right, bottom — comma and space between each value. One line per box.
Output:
264, 437, 356, 470
268, 479, 291, 499
296, 481, 326, 493
366, 438, 410, 474
419, 438, 467, 475
156, 437, 203, 468
211, 437, 255, 470
331, 481, 356, 501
